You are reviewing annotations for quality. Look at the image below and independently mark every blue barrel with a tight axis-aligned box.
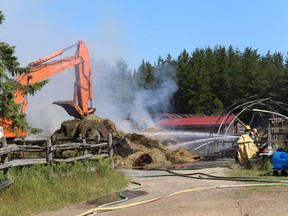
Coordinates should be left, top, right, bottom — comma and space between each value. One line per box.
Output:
272, 151, 288, 170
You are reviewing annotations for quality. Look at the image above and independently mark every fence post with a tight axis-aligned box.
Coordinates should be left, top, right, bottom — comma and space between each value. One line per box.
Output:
2, 137, 10, 180
46, 139, 53, 163
82, 137, 88, 155
108, 133, 114, 169
51, 135, 56, 144
96, 134, 102, 154
96, 134, 100, 143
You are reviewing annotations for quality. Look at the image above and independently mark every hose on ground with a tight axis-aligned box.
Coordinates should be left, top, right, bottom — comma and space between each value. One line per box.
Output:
146, 168, 288, 183
78, 182, 288, 216
97, 181, 142, 208
79, 166, 288, 215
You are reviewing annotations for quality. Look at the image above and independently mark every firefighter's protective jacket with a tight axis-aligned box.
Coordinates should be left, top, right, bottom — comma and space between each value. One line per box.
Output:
237, 134, 259, 165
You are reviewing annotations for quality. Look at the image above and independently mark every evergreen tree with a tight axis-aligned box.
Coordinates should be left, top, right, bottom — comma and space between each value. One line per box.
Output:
152, 55, 177, 113
262, 52, 285, 100
134, 60, 155, 90
212, 46, 230, 108
189, 48, 206, 114
238, 47, 261, 97
204, 47, 224, 114
282, 56, 288, 103
173, 49, 193, 113
0, 11, 46, 133
227, 45, 242, 102
188, 48, 222, 114
154, 55, 177, 86
130, 44, 288, 117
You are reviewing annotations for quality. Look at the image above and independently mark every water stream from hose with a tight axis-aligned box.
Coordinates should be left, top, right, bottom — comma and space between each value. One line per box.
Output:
166, 135, 240, 151
143, 130, 240, 156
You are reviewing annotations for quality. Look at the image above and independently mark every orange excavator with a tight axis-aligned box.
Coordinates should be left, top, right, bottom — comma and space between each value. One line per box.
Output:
1, 40, 95, 139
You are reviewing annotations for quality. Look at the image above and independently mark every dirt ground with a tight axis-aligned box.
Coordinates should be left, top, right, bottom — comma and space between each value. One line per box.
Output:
34, 162, 288, 216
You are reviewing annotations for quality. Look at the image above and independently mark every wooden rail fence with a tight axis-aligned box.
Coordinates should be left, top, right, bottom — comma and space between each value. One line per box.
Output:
0, 133, 114, 190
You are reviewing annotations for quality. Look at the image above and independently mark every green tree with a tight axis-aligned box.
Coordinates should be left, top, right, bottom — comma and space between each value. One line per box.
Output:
152, 55, 178, 113
226, 45, 242, 102
261, 52, 285, 100
238, 47, 261, 98
0, 11, 46, 134
188, 48, 223, 114
173, 49, 193, 113
282, 56, 288, 103
134, 60, 155, 90
211, 46, 230, 108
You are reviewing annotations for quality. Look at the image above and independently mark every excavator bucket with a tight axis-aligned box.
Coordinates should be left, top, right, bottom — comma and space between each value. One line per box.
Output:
53, 100, 85, 119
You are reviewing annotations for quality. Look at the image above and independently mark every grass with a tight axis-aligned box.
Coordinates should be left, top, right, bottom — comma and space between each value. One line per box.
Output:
227, 159, 274, 178
0, 158, 129, 216
225, 159, 288, 195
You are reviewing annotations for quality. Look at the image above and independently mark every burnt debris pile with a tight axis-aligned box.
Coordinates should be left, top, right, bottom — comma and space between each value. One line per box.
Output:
52, 114, 198, 168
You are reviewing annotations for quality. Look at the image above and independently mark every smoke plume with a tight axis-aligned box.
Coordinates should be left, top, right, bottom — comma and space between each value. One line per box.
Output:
93, 59, 178, 132
26, 57, 178, 136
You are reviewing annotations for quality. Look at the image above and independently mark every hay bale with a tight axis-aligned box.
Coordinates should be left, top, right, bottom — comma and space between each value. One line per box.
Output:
171, 148, 197, 163
53, 115, 110, 142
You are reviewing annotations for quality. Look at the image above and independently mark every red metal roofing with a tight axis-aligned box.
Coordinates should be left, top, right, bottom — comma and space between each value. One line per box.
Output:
156, 115, 236, 126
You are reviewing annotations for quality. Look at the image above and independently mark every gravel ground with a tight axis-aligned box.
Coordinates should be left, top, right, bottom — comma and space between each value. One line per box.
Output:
34, 163, 288, 216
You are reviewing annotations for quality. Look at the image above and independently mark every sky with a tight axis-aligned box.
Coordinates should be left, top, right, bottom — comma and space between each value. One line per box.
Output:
1, 0, 288, 136
2, 0, 288, 68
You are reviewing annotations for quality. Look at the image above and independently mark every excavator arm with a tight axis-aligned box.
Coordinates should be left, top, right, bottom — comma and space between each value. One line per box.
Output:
3, 40, 95, 138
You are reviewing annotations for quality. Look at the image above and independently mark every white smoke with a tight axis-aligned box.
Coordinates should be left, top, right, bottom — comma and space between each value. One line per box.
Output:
26, 69, 74, 137
25, 55, 178, 137
130, 77, 178, 130
93, 59, 178, 132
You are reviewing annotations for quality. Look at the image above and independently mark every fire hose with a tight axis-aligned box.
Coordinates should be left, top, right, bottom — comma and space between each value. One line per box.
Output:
78, 168, 288, 216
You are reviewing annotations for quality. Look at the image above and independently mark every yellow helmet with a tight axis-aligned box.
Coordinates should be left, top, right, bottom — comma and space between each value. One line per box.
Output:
245, 125, 251, 130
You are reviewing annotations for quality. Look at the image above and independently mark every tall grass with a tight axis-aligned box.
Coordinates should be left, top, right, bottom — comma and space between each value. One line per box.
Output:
227, 160, 273, 178
0, 159, 129, 216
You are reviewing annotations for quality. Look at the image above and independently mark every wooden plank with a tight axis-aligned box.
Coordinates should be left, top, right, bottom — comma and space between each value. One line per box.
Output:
0, 149, 9, 156
51, 142, 107, 150
10, 158, 47, 167
54, 137, 107, 142
0, 162, 12, 170
17, 145, 46, 152
15, 139, 47, 146
0, 144, 19, 156
53, 154, 94, 163
86, 143, 108, 148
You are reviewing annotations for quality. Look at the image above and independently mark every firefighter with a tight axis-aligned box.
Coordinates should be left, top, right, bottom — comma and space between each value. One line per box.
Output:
252, 128, 260, 147
235, 125, 251, 162
236, 125, 259, 166
245, 125, 251, 132
244, 125, 252, 136
244, 125, 257, 141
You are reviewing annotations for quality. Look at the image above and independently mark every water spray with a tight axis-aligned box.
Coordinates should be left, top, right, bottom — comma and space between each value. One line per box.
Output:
166, 135, 240, 151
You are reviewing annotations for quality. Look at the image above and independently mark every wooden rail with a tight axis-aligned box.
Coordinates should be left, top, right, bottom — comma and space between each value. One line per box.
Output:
0, 133, 114, 190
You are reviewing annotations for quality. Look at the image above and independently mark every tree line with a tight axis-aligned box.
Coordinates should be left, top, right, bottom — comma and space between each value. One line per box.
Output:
122, 46, 288, 119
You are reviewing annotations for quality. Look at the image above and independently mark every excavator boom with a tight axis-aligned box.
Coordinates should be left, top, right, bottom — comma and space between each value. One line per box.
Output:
2, 40, 95, 139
